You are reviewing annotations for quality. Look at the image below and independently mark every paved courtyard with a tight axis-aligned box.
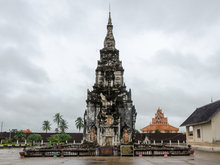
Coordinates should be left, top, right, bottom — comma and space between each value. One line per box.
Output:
0, 149, 219, 165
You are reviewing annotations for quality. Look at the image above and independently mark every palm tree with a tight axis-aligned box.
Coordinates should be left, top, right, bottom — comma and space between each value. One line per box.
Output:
59, 119, 68, 133
53, 113, 62, 132
42, 120, 51, 133
55, 128, 59, 133
75, 117, 84, 132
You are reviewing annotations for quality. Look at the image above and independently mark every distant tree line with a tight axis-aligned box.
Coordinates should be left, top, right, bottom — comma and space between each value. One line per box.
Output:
41, 113, 84, 133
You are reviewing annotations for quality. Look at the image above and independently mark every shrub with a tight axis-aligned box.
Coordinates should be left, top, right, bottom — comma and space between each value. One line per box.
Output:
3, 138, 12, 144
27, 134, 42, 145
48, 135, 59, 144
48, 133, 71, 144
58, 133, 71, 143
14, 130, 26, 142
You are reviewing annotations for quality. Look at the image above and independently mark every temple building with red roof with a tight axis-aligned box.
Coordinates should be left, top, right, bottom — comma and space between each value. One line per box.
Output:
141, 108, 179, 133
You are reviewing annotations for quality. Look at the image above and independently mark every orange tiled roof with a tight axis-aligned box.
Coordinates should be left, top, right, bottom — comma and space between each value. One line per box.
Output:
24, 129, 31, 133
141, 124, 179, 132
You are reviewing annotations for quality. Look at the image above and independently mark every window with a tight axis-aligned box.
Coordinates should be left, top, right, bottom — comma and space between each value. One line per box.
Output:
189, 126, 193, 136
197, 129, 201, 138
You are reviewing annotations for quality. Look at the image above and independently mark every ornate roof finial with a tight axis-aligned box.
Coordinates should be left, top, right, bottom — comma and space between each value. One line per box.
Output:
104, 6, 115, 50
108, 11, 112, 25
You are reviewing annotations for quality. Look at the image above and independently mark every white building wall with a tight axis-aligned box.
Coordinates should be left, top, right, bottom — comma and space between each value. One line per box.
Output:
193, 122, 212, 143
211, 110, 220, 143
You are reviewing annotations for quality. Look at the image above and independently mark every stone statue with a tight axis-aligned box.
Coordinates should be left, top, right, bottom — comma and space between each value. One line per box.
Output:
90, 127, 95, 142
123, 129, 129, 144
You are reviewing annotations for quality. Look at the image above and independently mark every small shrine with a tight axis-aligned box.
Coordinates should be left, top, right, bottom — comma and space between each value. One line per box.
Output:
141, 108, 179, 133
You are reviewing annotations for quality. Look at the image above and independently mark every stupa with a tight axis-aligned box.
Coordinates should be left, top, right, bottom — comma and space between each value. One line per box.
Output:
83, 12, 137, 146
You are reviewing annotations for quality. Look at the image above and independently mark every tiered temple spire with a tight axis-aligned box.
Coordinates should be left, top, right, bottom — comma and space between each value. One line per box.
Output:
83, 11, 137, 146
104, 12, 115, 50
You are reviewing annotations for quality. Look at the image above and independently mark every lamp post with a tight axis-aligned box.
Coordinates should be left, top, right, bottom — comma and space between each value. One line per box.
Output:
9, 129, 11, 139
0, 122, 3, 142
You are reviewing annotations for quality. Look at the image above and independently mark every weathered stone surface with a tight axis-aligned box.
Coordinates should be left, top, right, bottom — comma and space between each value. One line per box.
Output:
83, 12, 137, 147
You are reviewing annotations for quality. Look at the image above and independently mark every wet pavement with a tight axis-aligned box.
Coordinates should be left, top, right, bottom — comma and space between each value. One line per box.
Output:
0, 148, 220, 165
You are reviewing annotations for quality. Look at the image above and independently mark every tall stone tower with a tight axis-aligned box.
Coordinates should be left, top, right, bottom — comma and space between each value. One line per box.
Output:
83, 12, 137, 147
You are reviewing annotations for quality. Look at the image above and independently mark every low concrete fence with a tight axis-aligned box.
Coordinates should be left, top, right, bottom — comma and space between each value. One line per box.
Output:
24, 148, 96, 157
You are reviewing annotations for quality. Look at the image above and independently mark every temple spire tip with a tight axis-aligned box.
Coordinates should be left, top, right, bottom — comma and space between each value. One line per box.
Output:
103, 5, 115, 50
108, 7, 112, 25
109, 3, 111, 13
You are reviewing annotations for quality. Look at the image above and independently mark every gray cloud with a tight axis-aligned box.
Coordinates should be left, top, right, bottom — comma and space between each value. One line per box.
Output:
0, 50, 48, 83
112, 0, 220, 34
0, 0, 220, 133
152, 49, 220, 79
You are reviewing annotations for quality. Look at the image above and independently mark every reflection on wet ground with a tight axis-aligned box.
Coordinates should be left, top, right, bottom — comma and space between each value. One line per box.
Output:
0, 149, 220, 165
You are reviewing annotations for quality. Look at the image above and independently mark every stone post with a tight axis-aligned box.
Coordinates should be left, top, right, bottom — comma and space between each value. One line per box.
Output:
66, 140, 68, 144
41, 140, 43, 145
186, 126, 190, 143
178, 140, 180, 146
161, 140, 163, 145
153, 140, 155, 145
25, 140, 27, 144
73, 140, 75, 144
17, 140, 19, 144
169, 140, 171, 145
96, 148, 99, 156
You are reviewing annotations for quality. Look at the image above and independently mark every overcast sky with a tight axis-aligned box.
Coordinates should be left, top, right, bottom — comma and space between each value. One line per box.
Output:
1, 0, 220, 133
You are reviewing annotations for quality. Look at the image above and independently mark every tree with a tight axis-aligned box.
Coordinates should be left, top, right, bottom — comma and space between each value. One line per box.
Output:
155, 129, 161, 133
48, 134, 59, 144
14, 130, 26, 142
3, 138, 12, 144
42, 120, 51, 133
55, 128, 59, 133
48, 133, 71, 144
27, 134, 42, 146
135, 129, 140, 133
59, 119, 68, 133
58, 133, 71, 143
75, 117, 84, 132
53, 113, 63, 132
